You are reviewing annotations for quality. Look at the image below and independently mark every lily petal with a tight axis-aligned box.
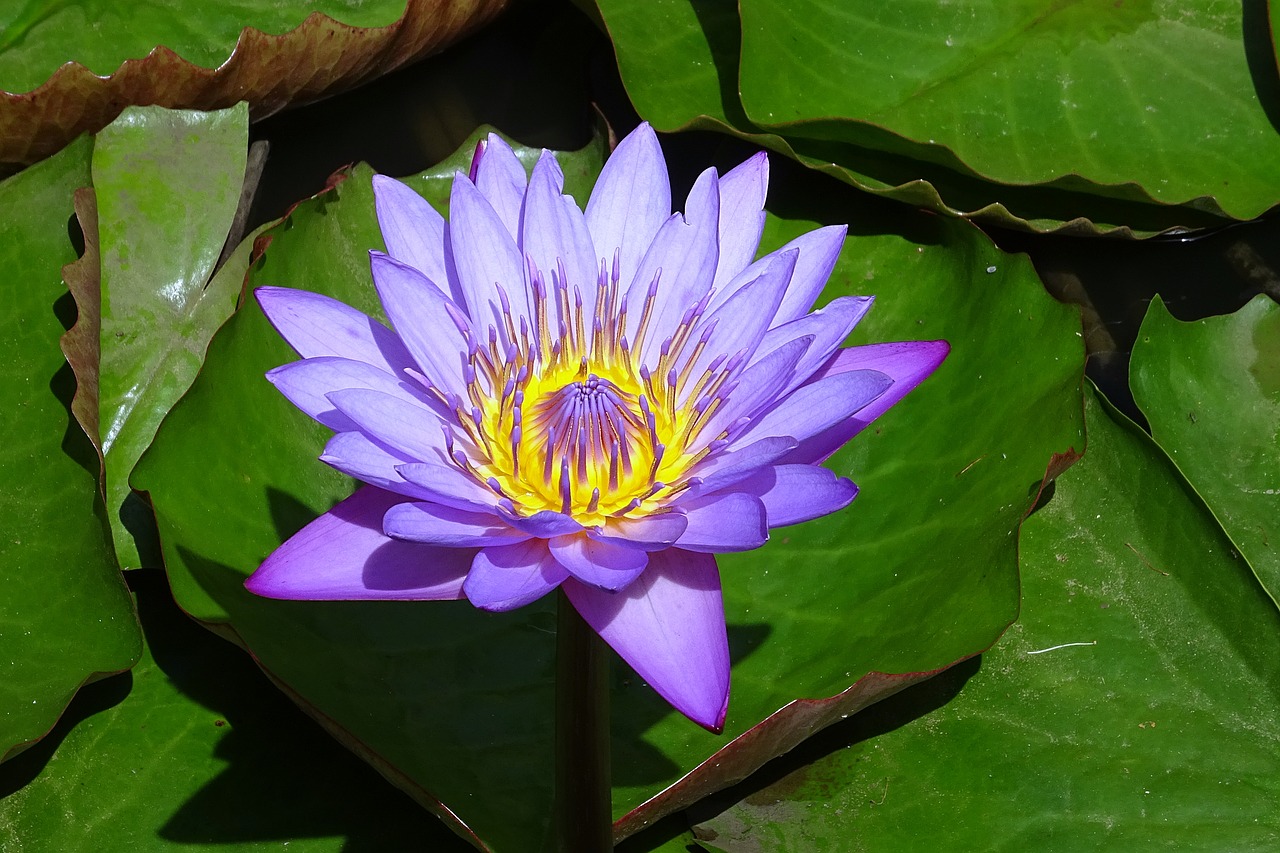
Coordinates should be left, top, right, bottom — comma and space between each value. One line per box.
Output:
786, 340, 950, 464
465, 540, 568, 611
592, 512, 689, 551
549, 534, 649, 592
521, 150, 599, 321
739, 464, 859, 527
474, 133, 528, 240
383, 501, 528, 547
245, 486, 470, 600
448, 173, 531, 328
255, 287, 414, 373
676, 492, 768, 552
370, 251, 470, 396
371, 175, 452, 298
267, 356, 432, 432
564, 548, 729, 732
729, 368, 892, 450
584, 122, 670, 288
712, 152, 768, 292
320, 431, 436, 501
327, 388, 449, 464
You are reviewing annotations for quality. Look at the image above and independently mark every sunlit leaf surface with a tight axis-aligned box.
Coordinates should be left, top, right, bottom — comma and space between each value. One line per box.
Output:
0, 136, 141, 761
694, 387, 1280, 850
1131, 295, 1280, 607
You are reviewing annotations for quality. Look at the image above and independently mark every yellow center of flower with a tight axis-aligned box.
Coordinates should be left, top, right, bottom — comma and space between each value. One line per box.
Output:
444, 258, 732, 527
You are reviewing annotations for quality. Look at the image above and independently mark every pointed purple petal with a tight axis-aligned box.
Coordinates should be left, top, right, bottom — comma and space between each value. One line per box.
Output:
674, 492, 768, 552
320, 432, 436, 500
326, 388, 449, 463
521, 150, 599, 320
584, 122, 670, 289
370, 251, 470, 397
255, 287, 414, 373
474, 133, 528, 240
712, 152, 768, 292
676, 249, 796, 397
564, 548, 729, 732
785, 340, 950, 464
710, 225, 848, 324
629, 168, 720, 364
465, 539, 569, 611
549, 534, 649, 592
396, 461, 499, 512
738, 464, 859, 527
267, 356, 432, 432
449, 173, 531, 327
728, 368, 892, 450
592, 512, 689, 551
496, 507, 584, 538
245, 486, 470, 600
684, 435, 798, 498
383, 501, 528, 547
756, 295, 875, 390
695, 335, 811, 444
372, 175, 452, 297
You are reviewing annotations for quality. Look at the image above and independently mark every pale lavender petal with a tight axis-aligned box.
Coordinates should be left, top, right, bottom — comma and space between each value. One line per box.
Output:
549, 534, 649, 592
592, 512, 689, 551
564, 548, 729, 732
683, 435, 798, 498
520, 150, 598, 320
738, 464, 859, 527
326, 388, 449, 464
695, 335, 811, 443
675, 249, 795, 396
245, 486, 470, 600
497, 508, 584, 538
383, 501, 528, 547
464, 539, 568, 611
320, 432, 435, 501
448, 174, 531, 325
584, 122, 670, 288
267, 356, 431, 432
255, 287, 414, 373
728, 368, 892, 451
627, 167, 720, 364
474, 133, 528, 240
396, 461, 500, 512
709, 225, 848, 323
711, 152, 768, 292
785, 340, 950, 464
675, 492, 768, 552
756, 295, 875, 390
371, 175, 451, 295
370, 251, 469, 396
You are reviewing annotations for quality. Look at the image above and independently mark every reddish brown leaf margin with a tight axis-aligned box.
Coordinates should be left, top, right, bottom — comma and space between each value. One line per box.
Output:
59, 186, 104, 480
0, 0, 511, 173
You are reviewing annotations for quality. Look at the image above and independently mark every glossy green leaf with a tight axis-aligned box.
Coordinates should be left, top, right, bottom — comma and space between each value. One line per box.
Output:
593, 0, 1273, 235
0, 570, 472, 851
0, 0, 510, 172
136, 132, 1083, 849
0, 135, 141, 761
693, 386, 1280, 850
81, 103, 249, 570
1131, 295, 1280, 607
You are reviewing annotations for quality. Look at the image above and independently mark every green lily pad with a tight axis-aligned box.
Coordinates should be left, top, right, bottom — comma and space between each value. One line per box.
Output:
0, 570, 472, 851
693, 386, 1280, 850
1131, 295, 1280, 607
74, 103, 249, 570
136, 130, 1083, 849
0, 135, 141, 762
0, 0, 510, 172
592, 0, 1267, 235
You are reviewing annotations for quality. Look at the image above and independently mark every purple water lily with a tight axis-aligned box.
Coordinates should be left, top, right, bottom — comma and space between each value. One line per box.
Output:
245, 123, 948, 732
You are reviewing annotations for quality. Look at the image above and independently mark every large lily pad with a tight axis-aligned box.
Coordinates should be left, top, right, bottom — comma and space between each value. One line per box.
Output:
0, 0, 510, 172
135, 130, 1083, 849
0, 135, 141, 761
1131, 295, 1280, 607
0, 571, 470, 851
693, 386, 1280, 850
593, 0, 1272, 235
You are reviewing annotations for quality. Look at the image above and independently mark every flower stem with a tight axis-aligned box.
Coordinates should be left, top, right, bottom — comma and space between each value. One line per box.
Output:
550, 588, 612, 852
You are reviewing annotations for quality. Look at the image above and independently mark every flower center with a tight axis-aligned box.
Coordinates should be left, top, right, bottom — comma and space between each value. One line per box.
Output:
441, 252, 732, 526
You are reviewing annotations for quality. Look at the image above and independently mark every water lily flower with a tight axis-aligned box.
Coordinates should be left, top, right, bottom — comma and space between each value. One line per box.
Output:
245, 124, 948, 732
